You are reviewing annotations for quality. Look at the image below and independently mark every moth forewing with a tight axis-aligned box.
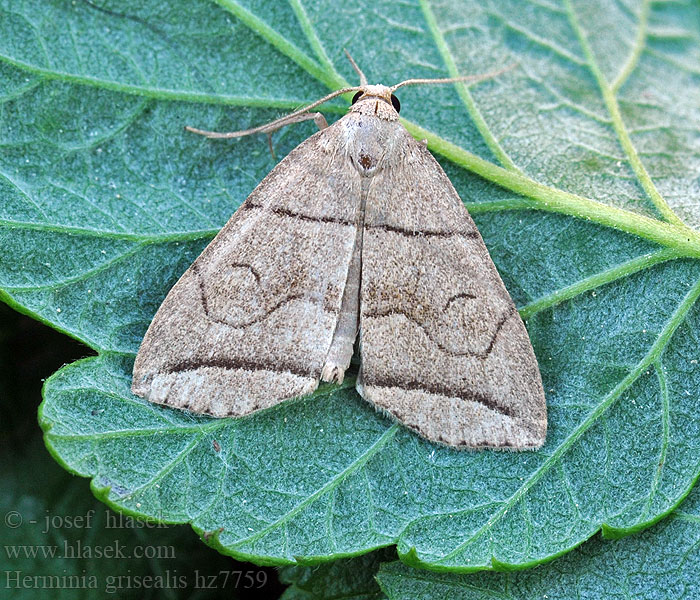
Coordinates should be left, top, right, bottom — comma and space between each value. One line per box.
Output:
132, 130, 361, 416
132, 68, 547, 449
356, 133, 546, 448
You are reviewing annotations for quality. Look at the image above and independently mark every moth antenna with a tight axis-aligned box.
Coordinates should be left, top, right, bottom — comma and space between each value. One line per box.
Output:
185, 86, 361, 139
343, 48, 368, 86
390, 63, 517, 92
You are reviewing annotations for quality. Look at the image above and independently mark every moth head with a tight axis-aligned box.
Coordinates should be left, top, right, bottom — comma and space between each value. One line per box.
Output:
349, 85, 401, 119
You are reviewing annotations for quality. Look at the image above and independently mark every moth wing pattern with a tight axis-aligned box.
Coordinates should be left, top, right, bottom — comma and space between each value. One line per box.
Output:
357, 134, 547, 449
132, 126, 362, 416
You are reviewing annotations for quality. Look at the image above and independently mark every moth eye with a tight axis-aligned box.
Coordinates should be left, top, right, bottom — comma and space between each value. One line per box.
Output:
351, 91, 363, 104
391, 94, 401, 113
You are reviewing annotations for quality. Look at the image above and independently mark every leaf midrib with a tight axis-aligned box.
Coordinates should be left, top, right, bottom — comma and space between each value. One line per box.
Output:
423, 275, 700, 567
5, 0, 700, 569
1, 0, 699, 262
238, 0, 697, 254
3, 0, 698, 361
6, 0, 698, 362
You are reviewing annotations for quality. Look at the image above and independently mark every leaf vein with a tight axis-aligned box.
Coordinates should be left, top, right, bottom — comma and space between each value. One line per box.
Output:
0, 51, 334, 107
230, 425, 399, 550
564, 0, 688, 229
0, 218, 218, 243
418, 0, 519, 171
611, 0, 649, 92
432, 275, 700, 564
288, 0, 340, 80
213, 0, 344, 91
406, 122, 700, 258
4, 244, 144, 292
519, 248, 679, 319
114, 435, 205, 500
640, 359, 671, 520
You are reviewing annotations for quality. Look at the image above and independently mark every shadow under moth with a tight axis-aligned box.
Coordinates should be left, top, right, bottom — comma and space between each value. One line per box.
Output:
132, 56, 547, 449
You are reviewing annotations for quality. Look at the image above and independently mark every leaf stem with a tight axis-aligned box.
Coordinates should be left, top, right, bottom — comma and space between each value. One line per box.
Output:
564, 0, 688, 229
213, 0, 346, 92
418, 0, 519, 172
406, 120, 700, 258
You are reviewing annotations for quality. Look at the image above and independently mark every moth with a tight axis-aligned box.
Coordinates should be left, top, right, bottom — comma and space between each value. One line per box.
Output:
132, 56, 547, 449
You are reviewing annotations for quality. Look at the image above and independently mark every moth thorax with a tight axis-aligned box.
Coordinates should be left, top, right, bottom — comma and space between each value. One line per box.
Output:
343, 113, 402, 175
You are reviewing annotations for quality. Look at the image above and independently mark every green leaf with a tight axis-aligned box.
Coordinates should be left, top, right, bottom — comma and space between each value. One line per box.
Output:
376, 479, 700, 599
0, 306, 266, 600
280, 482, 700, 599
2, 0, 700, 571
0, 439, 253, 600
279, 548, 395, 600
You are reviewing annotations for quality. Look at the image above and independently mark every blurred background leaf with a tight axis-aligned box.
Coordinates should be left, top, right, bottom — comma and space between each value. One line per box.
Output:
0, 305, 284, 598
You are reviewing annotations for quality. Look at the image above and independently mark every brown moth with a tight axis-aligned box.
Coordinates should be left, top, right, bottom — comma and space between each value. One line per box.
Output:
132, 57, 547, 449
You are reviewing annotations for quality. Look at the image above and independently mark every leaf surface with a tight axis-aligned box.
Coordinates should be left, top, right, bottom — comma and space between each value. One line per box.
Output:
278, 484, 700, 598
0, 307, 259, 600
377, 481, 700, 599
1, 0, 700, 570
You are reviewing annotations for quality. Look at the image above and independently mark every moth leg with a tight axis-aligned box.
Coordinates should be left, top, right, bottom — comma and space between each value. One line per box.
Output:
259, 112, 328, 159
264, 111, 328, 132
186, 112, 328, 139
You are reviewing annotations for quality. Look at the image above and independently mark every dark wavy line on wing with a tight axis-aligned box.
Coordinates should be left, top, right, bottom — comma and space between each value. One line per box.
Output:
361, 306, 514, 359
444, 292, 477, 310
192, 264, 337, 329
203, 290, 336, 329
229, 261, 261, 283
